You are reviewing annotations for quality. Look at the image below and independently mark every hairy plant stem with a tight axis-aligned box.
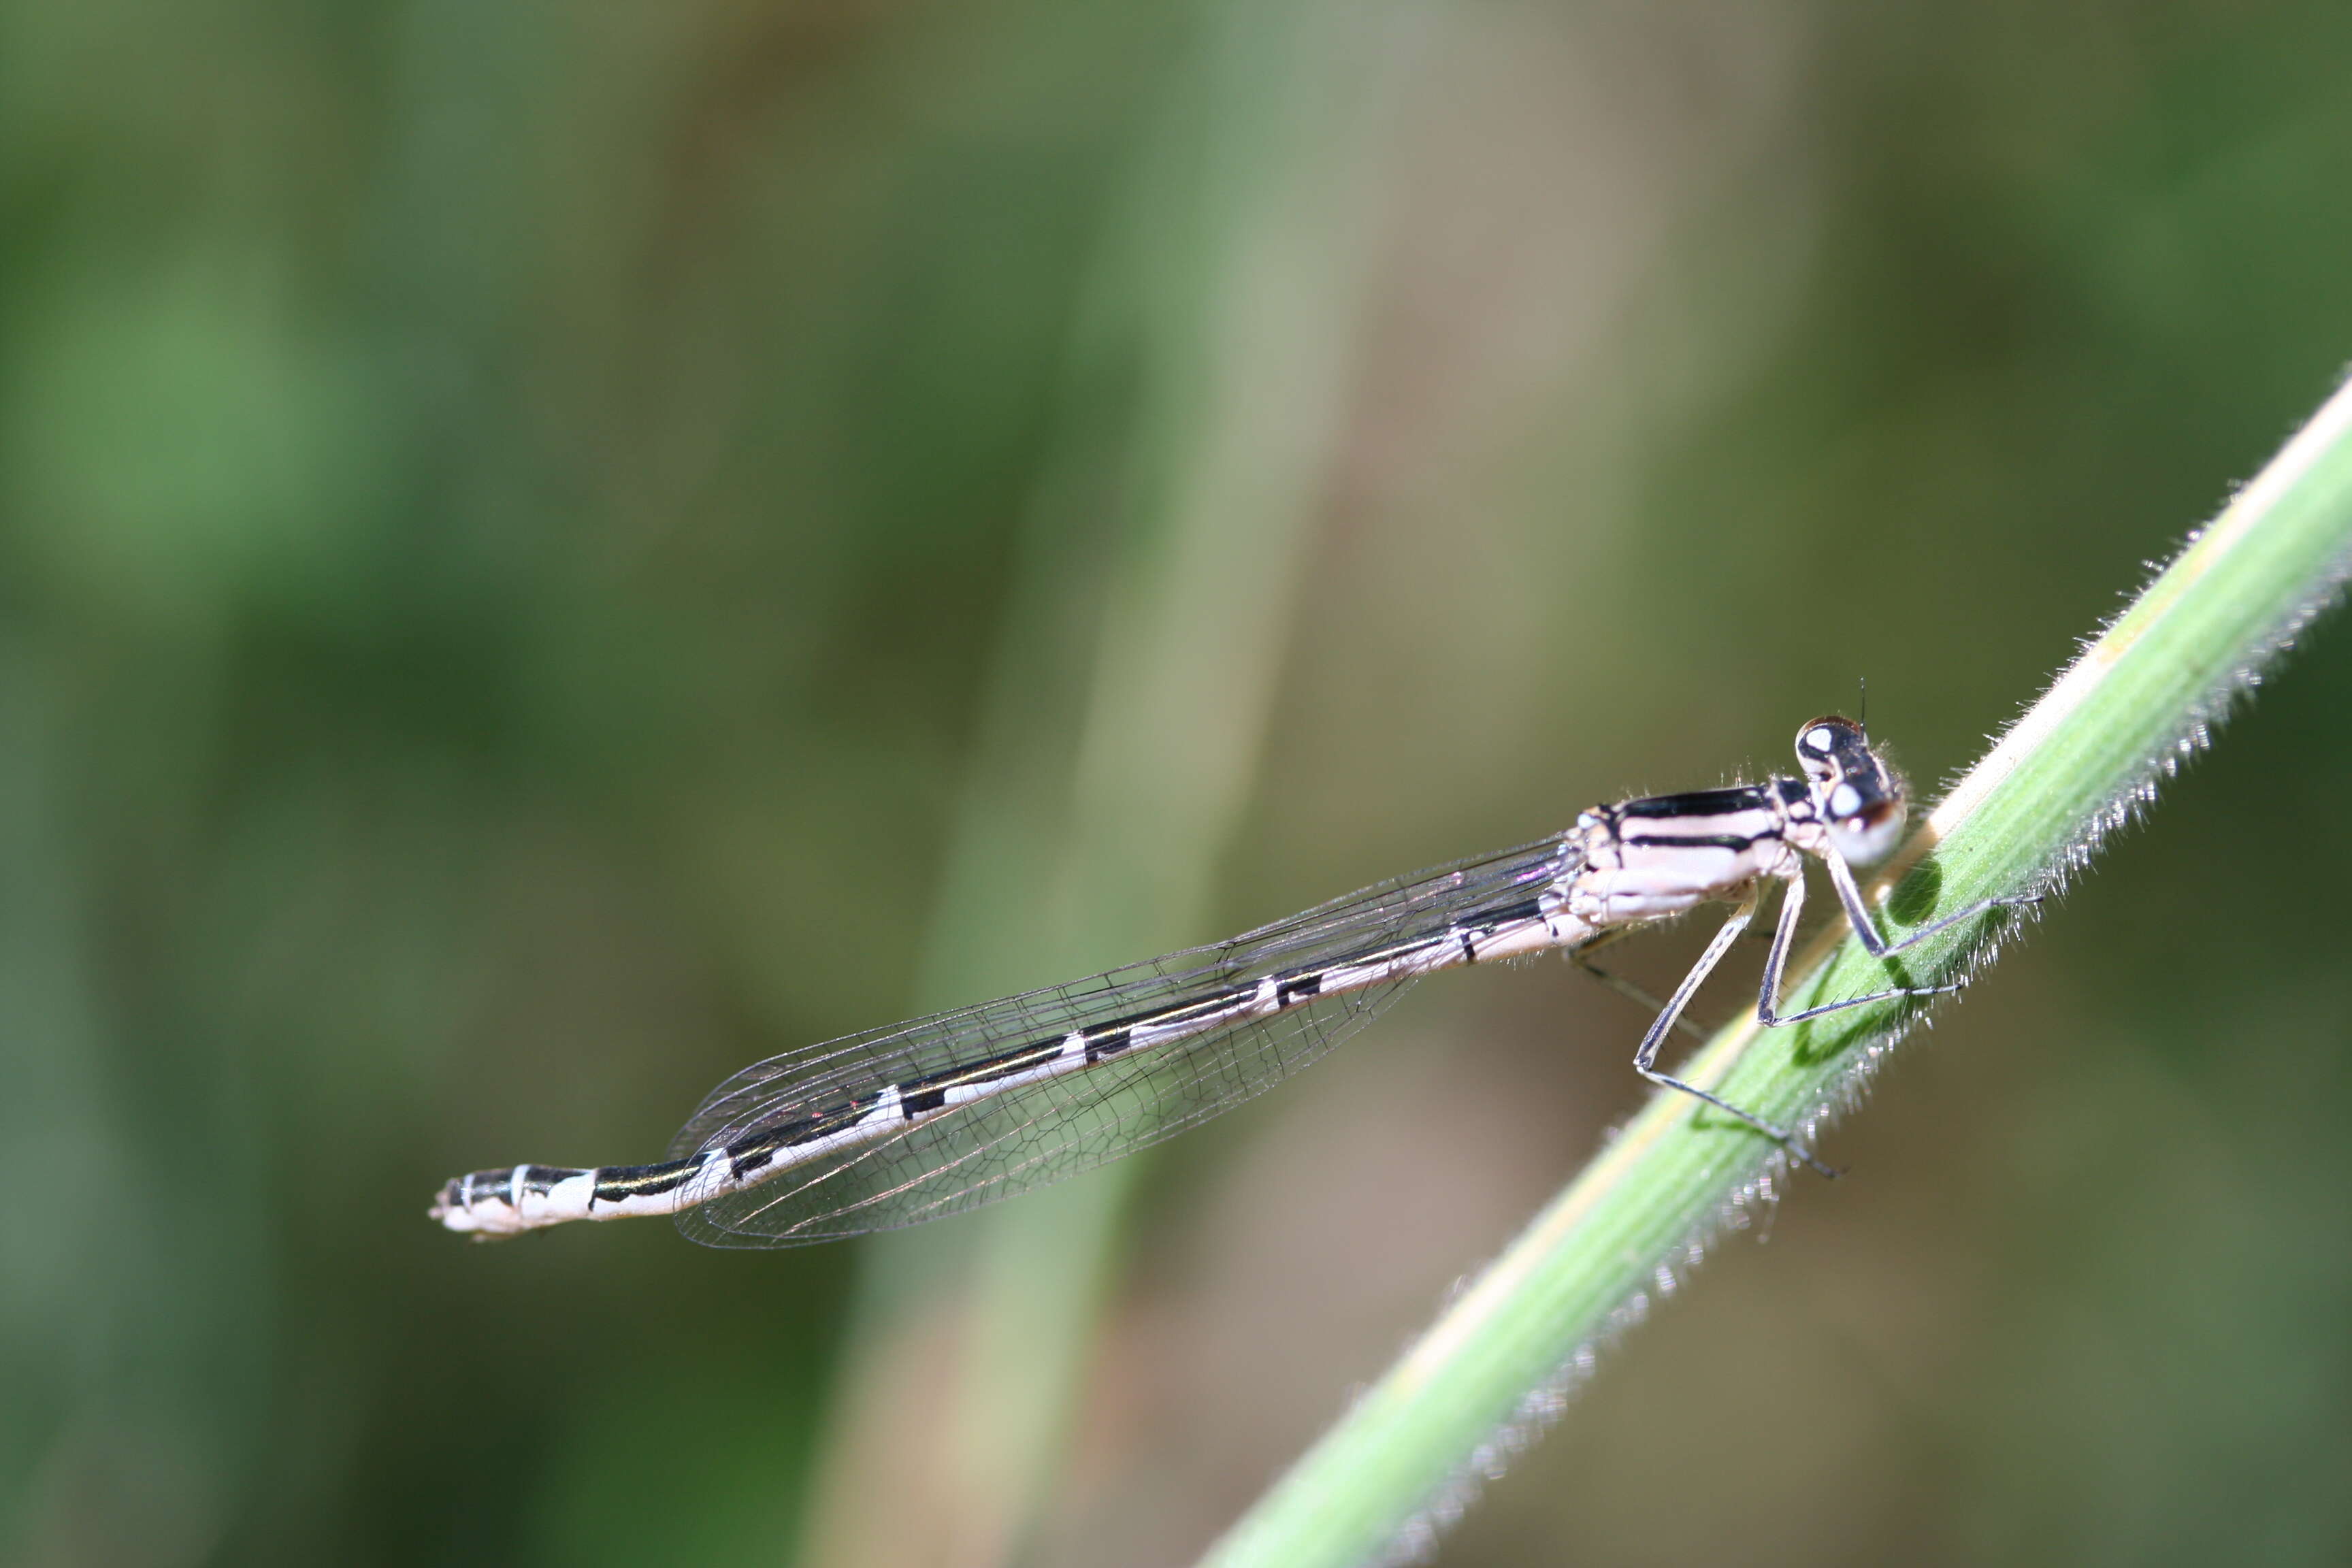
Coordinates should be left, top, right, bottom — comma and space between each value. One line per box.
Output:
1199, 375, 2352, 1568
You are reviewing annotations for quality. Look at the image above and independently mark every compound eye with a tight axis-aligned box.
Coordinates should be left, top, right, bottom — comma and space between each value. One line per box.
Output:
1794, 715, 1865, 777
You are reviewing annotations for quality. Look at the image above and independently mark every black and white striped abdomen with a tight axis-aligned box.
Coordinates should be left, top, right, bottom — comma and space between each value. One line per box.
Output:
429, 834, 1595, 1243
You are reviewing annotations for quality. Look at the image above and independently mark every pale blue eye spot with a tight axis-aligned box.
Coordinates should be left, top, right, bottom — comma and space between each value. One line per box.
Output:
1829, 783, 1863, 817
1805, 726, 1837, 753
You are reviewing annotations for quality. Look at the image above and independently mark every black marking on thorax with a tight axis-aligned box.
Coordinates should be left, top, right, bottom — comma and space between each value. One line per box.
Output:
1614, 785, 1776, 821
1603, 783, 1788, 854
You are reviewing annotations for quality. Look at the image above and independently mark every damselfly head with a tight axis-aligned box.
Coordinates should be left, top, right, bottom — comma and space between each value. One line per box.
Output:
1795, 715, 1906, 866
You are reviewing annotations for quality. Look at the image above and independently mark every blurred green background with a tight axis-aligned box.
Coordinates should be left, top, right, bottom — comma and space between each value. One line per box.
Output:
5, 1, 2352, 1564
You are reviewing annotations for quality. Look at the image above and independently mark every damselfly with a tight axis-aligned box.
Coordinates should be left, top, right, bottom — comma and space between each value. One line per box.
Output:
432, 717, 2030, 1247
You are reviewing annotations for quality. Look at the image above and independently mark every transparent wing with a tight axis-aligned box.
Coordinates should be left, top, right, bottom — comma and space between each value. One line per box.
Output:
670, 832, 1578, 1247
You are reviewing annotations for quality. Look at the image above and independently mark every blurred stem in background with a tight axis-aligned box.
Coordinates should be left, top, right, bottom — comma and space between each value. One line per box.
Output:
795, 0, 1424, 1561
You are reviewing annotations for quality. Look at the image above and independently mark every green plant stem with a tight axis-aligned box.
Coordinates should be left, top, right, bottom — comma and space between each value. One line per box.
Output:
1199, 376, 2352, 1568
